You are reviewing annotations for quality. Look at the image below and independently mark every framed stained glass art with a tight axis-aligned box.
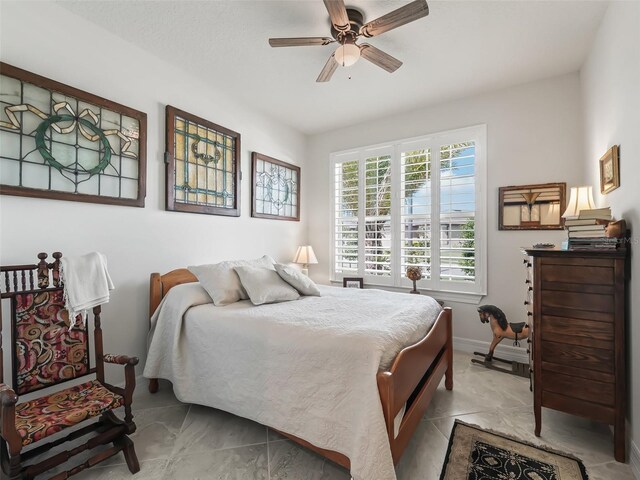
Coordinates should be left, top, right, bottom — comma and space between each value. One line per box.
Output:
251, 152, 300, 221
0, 63, 146, 206
499, 182, 566, 230
165, 106, 240, 216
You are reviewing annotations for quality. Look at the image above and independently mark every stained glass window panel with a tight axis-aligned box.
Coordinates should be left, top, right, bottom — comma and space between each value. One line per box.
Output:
251, 152, 300, 221
165, 106, 240, 216
0, 64, 146, 206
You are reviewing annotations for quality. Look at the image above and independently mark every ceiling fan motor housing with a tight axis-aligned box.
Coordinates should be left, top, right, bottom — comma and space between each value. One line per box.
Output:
330, 8, 364, 41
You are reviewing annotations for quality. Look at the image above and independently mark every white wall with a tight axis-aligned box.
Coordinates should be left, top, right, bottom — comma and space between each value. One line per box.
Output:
0, 1, 308, 382
307, 74, 585, 347
580, 1, 640, 473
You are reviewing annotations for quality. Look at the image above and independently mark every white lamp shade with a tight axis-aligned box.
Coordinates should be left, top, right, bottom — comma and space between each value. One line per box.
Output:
334, 43, 360, 67
562, 186, 596, 218
293, 246, 318, 265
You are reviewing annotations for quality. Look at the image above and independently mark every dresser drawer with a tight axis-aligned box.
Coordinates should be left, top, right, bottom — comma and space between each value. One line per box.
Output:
540, 315, 614, 349
541, 371, 614, 406
541, 341, 613, 373
540, 265, 614, 285
541, 290, 614, 313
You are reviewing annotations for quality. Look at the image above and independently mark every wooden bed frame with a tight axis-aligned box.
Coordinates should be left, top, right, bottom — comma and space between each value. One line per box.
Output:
147, 269, 453, 469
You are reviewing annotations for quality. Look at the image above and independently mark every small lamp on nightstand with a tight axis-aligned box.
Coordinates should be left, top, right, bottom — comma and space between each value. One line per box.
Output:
293, 245, 318, 276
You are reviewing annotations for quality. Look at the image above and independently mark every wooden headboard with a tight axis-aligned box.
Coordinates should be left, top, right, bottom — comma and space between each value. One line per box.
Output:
149, 269, 197, 322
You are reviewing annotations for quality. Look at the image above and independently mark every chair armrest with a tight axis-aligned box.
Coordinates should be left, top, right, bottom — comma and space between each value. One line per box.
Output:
0, 383, 22, 452
103, 355, 138, 413
0, 383, 17, 408
103, 354, 139, 366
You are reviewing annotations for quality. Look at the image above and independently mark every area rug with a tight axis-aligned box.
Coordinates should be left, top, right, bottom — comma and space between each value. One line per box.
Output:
439, 420, 589, 479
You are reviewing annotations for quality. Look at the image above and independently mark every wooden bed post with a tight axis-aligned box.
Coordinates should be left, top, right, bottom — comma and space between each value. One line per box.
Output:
445, 307, 453, 390
148, 273, 162, 394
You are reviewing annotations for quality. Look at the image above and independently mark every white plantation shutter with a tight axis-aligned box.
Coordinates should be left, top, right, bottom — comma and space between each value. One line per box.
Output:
400, 148, 431, 279
330, 125, 486, 298
439, 142, 476, 283
364, 152, 392, 278
333, 159, 359, 275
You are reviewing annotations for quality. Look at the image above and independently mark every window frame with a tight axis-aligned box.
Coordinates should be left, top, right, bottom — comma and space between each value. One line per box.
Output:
330, 124, 487, 302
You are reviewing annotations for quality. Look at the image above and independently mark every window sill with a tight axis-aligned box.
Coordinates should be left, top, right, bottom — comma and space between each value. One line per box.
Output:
329, 281, 485, 305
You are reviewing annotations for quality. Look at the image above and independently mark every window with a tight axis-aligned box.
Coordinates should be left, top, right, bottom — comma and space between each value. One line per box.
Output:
331, 125, 486, 299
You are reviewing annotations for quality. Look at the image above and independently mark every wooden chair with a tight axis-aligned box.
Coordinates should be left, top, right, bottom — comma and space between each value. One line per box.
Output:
0, 252, 140, 479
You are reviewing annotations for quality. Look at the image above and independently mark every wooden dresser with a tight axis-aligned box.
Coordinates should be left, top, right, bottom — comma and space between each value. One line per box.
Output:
524, 247, 629, 462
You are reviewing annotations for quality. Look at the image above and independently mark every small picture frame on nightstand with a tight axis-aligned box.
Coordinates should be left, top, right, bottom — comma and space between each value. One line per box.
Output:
342, 277, 364, 289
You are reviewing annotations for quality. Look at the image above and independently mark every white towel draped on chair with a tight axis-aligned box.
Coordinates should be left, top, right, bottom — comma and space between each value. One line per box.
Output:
60, 252, 114, 325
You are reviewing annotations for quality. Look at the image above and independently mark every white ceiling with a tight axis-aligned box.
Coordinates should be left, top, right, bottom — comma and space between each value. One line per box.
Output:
58, 0, 608, 135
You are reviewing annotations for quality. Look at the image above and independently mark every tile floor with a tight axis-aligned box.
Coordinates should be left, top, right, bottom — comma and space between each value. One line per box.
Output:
26, 351, 635, 479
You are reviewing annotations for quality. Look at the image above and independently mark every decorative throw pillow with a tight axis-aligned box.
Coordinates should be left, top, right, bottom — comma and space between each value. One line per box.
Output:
274, 264, 321, 297
189, 255, 275, 306
234, 265, 300, 306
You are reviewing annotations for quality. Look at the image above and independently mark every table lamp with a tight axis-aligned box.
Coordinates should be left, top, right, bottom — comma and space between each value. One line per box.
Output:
293, 246, 318, 276
562, 186, 595, 219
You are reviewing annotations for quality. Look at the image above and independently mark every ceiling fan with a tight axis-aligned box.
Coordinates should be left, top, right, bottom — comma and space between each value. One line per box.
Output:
268, 0, 429, 82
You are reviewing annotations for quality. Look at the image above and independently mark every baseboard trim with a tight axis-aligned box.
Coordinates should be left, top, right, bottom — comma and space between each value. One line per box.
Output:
454, 336, 529, 364
630, 440, 640, 479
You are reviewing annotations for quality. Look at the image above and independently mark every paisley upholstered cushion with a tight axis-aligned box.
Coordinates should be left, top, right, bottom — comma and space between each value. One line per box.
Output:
14, 289, 88, 395
15, 379, 123, 446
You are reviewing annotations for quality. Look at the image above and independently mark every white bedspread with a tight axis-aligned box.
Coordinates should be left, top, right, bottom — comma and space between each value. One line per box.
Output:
143, 284, 441, 480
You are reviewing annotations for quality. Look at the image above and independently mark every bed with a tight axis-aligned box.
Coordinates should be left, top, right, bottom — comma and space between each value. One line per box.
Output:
144, 268, 453, 480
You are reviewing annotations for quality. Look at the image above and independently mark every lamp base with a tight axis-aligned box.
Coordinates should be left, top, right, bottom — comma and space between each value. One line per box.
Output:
301, 265, 309, 276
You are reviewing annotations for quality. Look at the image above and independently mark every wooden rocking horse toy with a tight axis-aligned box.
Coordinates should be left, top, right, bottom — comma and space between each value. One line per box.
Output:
471, 305, 531, 378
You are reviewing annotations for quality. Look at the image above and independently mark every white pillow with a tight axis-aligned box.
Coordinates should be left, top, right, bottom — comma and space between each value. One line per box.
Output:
274, 264, 321, 297
234, 265, 300, 306
189, 255, 275, 306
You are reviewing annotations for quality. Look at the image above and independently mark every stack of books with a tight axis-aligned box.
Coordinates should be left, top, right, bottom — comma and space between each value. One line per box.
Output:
566, 207, 617, 250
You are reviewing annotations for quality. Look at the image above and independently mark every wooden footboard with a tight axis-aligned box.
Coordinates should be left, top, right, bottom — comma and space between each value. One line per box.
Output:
379, 307, 453, 464
275, 307, 453, 470
147, 269, 453, 469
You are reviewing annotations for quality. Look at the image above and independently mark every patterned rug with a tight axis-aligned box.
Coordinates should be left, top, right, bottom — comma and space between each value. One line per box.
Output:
439, 420, 589, 480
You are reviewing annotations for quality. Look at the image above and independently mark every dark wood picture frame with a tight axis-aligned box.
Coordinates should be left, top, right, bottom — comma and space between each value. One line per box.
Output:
165, 105, 241, 216
251, 152, 300, 221
599, 145, 620, 194
342, 277, 364, 288
498, 182, 566, 230
0, 62, 147, 207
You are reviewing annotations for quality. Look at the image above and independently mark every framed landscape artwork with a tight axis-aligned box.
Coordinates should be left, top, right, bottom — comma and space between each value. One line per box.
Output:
0, 63, 147, 206
599, 145, 620, 194
165, 105, 240, 216
251, 152, 300, 221
498, 182, 566, 230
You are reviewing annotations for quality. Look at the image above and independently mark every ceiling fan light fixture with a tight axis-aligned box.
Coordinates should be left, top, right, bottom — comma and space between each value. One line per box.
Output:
334, 42, 360, 67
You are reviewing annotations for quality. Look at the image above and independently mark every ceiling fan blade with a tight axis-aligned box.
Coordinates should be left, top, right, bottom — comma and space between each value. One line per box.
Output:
269, 37, 335, 47
360, 0, 429, 38
316, 53, 339, 82
359, 44, 403, 73
323, 0, 351, 32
